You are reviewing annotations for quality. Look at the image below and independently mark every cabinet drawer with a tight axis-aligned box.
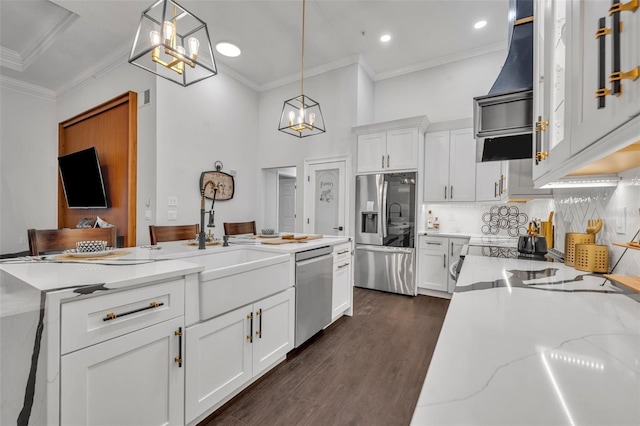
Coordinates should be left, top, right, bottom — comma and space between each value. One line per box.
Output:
61, 279, 185, 354
333, 242, 352, 264
419, 236, 447, 250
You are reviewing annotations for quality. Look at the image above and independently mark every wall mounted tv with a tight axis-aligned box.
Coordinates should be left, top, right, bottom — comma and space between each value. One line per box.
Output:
58, 147, 109, 209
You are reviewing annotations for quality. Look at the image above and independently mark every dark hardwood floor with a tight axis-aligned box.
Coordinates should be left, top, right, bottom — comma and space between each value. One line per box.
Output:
201, 287, 450, 426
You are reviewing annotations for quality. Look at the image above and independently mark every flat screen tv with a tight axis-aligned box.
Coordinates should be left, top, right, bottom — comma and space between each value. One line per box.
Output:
58, 147, 109, 209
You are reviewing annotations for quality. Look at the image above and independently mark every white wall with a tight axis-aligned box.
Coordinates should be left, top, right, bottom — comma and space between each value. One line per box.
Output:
155, 71, 260, 241
0, 86, 58, 254
56, 61, 157, 245
257, 64, 358, 233
373, 50, 506, 123
356, 64, 374, 126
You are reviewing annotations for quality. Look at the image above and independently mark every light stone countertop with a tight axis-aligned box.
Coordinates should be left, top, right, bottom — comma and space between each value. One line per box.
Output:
412, 255, 640, 425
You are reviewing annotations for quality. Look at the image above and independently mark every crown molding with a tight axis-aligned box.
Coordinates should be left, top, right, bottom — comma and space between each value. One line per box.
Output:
0, 75, 56, 101
373, 41, 507, 81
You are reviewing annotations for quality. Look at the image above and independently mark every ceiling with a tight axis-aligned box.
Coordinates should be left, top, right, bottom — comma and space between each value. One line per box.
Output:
0, 0, 509, 96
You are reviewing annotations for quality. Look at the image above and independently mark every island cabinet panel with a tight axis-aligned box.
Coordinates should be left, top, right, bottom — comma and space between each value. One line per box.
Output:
185, 288, 295, 424
417, 236, 448, 292
60, 316, 184, 426
332, 242, 352, 321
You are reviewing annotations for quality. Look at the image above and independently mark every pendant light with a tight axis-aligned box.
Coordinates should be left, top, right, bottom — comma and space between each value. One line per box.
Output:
129, 0, 217, 87
278, 0, 326, 137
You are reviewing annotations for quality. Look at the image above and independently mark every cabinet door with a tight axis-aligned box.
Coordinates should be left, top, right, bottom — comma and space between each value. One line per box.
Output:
424, 131, 450, 202
385, 127, 419, 171
61, 317, 184, 426
448, 128, 477, 201
332, 258, 352, 320
570, 0, 640, 155
253, 288, 295, 376
357, 132, 387, 173
447, 237, 468, 293
506, 159, 553, 200
533, 0, 572, 180
417, 237, 448, 292
475, 161, 503, 202
185, 307, 252, 423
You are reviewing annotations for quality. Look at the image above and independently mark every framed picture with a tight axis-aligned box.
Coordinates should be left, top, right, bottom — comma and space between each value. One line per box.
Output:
200, 170, 234, 200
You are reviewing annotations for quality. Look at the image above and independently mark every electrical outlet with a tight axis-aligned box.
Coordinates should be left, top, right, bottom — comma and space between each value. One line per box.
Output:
168, 196, 178, 206
168, 210, 177, 221
18, 237, 26, 245
449, 213, 455, 221
145, 209, 152, 220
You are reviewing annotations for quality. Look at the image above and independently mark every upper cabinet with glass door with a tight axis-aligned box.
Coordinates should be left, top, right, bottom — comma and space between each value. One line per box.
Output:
532, 0, 572, 183
570, 0, 640, 155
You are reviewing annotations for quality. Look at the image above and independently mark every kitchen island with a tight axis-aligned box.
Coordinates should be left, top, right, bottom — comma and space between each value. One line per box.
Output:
411, 255, 640, 425
0, 235, 351, 426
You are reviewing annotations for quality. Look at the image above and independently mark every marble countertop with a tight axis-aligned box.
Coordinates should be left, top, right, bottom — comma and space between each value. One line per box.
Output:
412, 255, 640, 425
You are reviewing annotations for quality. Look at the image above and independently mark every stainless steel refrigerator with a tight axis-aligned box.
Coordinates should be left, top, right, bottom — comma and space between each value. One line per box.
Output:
355, 172, 416, 296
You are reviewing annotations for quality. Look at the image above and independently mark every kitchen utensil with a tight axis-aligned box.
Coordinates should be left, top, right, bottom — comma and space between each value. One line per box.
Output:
564, 233, 595, 266
517, 235, 547, 255
540, 211, 554, 249
586, 218, 603, 234
574, 244, 609, 273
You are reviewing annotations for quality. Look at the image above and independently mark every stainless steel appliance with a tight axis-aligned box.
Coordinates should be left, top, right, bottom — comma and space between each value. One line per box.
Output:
474, 0, 534, 162
294, 245, 333, 347
355, 172, 416, 296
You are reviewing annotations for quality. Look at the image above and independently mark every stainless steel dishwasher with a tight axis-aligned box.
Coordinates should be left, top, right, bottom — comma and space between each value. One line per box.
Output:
294, 245, 333, 347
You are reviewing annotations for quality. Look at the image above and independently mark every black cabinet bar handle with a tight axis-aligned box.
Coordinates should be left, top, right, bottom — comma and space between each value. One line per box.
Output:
495, 181, 498, 198
450, 186, 454, 199
381, 155, 385, 168
443, 253, 446, 268
103, 301, 164, 321
444, 186, 447, 199
611, 0, 622, 95
595, 17, 612, 108
174, 327, 183, 367
256, 309, 262, 339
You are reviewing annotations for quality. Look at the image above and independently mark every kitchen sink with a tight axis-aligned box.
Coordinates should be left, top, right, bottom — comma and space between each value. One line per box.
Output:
190, 248, 292, 320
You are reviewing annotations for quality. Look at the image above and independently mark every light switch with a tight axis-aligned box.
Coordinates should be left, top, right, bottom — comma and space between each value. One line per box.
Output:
145, 210, 152, 220
168, 196, 178, 206
168, 210, 177, 221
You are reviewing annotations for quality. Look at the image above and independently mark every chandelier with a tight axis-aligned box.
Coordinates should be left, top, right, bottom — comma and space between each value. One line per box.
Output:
129, 0, 217, 87
278, 0, 326, 137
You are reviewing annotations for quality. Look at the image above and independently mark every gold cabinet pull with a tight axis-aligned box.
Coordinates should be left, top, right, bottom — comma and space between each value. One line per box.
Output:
337, 262, 350, 269
174, 327, 183, 368
595, 87, 613, 98
535, 119, 549, 132
609, 0, 638, 14
247, 312, 253, 343
610, 66, 639, 83
595, 27, 612, 38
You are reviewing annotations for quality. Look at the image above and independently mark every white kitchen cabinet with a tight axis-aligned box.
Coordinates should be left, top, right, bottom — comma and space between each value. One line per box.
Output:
418, 236, 469, 294
570, 0, 640, 156
61, 316, 185, 426
424, 128, 476, 202
475, 161, 505, 202
417, 236, 449, 292
332, 242, 352, 321
185, 288, 294, 423
532, 0, 572, 182
356, 127, 419, 173
447, 237, 468, 293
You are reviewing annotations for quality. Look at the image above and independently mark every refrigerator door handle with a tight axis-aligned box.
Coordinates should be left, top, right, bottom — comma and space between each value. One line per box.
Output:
381, 180, 388, 239
356, 245, 414, 255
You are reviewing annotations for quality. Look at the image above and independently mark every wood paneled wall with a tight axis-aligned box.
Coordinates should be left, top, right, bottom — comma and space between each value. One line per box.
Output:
58, 92, 137, 247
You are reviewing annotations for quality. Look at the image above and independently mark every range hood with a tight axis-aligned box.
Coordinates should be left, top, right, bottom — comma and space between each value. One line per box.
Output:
474, 0, 534, 162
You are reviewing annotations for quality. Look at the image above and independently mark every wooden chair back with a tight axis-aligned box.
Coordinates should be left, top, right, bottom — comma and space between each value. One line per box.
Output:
149, 224, 199, 245
28, 227, 118, 256
223, 221, 257, 236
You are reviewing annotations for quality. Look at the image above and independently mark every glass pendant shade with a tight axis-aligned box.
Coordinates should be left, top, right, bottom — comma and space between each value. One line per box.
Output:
129, 0, 217, 87
278, 95, 326, 138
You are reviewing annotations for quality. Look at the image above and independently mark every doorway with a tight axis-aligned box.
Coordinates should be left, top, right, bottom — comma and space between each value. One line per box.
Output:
304, 157, 349, 236
262, 166, 297, 233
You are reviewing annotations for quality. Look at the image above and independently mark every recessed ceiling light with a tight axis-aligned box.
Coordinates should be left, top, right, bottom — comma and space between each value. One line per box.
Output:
474, 20, 487, 29
380, 34, 391, 43
216, 42, 241, 57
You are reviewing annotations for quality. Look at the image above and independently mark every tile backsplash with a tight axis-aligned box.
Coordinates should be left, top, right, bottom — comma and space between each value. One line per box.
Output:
423, 167, 640, 276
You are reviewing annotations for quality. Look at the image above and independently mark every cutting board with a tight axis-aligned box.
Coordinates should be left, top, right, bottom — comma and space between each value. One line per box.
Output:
260, 234, 323, 245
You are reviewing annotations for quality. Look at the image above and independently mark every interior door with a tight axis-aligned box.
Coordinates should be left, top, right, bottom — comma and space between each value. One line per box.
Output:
278, 175, 296, 233
306, 160, 347, 236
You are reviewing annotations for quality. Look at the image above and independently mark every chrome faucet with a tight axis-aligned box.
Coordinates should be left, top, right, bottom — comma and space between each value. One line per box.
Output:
199, 181, 218, 249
